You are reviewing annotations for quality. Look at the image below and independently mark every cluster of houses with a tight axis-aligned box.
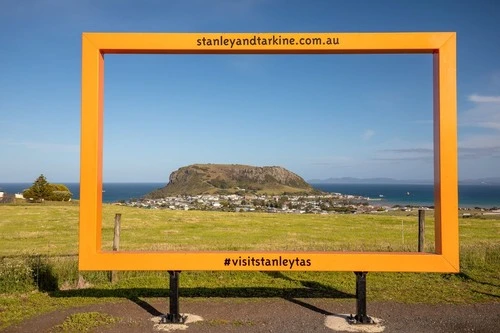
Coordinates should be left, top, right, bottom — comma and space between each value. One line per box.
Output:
0, 192, 24, 203
120, 192, 414, 214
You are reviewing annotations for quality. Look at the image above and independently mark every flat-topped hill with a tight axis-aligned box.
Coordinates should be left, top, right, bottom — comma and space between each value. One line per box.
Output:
146, 164, 316, 197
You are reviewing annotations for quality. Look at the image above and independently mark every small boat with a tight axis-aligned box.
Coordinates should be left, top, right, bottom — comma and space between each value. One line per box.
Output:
379, 194, 384, 198
406, 191, 410, 195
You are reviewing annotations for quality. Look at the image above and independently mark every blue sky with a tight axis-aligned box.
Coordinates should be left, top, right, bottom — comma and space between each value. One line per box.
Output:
1, 0, 499, 183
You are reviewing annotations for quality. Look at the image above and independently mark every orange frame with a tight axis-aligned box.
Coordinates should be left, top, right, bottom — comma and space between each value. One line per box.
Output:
80, 32, 458, 272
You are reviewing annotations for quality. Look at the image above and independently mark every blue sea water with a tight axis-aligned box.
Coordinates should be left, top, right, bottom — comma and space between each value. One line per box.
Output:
0, 183, 164, 203
311, 183, 500, 208
1, 182, 499, 208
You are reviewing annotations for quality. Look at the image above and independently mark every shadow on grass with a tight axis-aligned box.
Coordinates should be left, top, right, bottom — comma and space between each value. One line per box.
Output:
442, 272, 500, 288
470, 290, 500, 299
49, 272, 354, 317
31, 257, 59, 292
50, 286, 354, 317
49, 285, 354, 300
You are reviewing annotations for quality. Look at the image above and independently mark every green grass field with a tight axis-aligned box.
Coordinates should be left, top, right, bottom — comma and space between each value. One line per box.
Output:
1, 205, 430, 254
0, 203, 498, 329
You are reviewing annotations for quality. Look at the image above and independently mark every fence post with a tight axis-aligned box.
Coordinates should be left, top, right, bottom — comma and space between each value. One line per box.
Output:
418, 209, 425, 252
111, 213, 121, 283
113, 213, 121, 251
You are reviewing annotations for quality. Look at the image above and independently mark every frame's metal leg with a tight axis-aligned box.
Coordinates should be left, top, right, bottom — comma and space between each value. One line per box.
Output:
160, 271, 185, 324
349, 272, 374, 325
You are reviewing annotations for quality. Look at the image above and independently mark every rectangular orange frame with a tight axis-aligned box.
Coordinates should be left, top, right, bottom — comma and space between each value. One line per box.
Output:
80, 32, 458, 272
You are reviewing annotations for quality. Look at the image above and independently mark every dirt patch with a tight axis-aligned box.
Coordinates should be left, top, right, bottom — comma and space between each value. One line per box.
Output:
1, 298, 499, 333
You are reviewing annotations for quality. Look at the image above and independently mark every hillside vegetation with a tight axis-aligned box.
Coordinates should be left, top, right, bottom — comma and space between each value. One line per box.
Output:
147, 164, 317, 197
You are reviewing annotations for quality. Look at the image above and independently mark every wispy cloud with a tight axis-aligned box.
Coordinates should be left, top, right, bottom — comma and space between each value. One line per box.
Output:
362, 129, 375, 140
459, 133, 500, 148
381, 148, 433, 154
373, 134, 500, 161
468, 94, 500, 103
373, 146, 433, 162
458, 134, 500, 159
461, 94, 500, 130
459, 146, 500, 159
372, 156, 434, 162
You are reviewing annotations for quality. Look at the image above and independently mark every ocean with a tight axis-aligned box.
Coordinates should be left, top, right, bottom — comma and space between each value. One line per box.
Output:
0, 183, 164, 203
311, 183, 500, 208
1, 182, 499, 208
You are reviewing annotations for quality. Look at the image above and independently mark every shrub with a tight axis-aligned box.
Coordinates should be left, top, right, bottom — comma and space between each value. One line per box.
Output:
49, 191, 72, 201
0, 257, 35, 293
29, 256, 59, 292
22, 176, 73, 202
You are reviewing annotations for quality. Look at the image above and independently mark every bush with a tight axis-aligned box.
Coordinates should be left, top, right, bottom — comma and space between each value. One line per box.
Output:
49, 191, 72, 201
22, 176, 72, 202
47, 184, 72, 201
29, 256, 59, 292
0, 257, 35, 293
49, 184, 70, 191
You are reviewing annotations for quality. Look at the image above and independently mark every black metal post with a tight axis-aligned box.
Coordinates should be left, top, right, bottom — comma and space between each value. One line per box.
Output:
161, 271, 184, 324
351, 272, 373, 324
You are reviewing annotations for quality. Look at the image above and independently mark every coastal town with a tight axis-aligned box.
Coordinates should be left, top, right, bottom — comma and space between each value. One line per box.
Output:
119, 192, 429, 214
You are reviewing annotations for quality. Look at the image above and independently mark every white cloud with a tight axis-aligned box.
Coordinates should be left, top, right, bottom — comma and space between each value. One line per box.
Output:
362, 129, 375, 140
459, 134, 500, 149
458, 133, 500, 159
468, 94, 500, 103
461, 94, 500, 130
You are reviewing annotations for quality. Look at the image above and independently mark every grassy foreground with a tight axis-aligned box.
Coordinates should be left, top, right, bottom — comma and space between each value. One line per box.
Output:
2, 203, 497, 254
0, 203, 499, 330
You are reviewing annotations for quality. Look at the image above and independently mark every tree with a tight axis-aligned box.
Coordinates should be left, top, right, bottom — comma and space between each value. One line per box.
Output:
23, 174, 51, 201
22, 175, 73, 202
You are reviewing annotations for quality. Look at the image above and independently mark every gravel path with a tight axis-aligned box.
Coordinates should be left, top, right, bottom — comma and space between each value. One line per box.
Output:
2, 298, 499, 333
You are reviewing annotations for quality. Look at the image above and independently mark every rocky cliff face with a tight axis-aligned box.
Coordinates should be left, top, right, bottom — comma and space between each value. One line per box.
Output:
147, 164, 314, 197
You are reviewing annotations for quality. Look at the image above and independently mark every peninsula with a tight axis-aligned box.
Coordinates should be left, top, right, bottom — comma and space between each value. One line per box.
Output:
146, 164, 317, 198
